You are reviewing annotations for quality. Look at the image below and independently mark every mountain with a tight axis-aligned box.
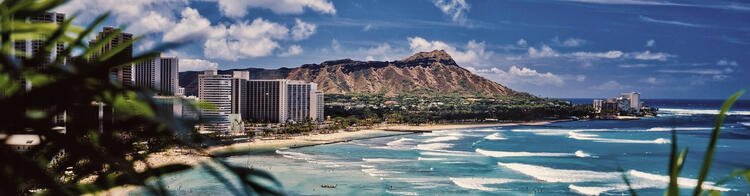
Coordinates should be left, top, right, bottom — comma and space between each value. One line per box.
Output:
179, 50, 520, 97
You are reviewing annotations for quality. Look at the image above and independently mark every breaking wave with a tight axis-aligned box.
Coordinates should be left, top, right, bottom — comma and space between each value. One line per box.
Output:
417, 157, 448, 161
476, 148, 587, 158
497, 162, 730, 195
568, 131, 670, 144
449, 177, 519, 191
484, 133, 508, 140
424, 136, 461, 143
647, 127, 713, 132
660, 108, 750, 116
362, 158, 410, 163
415, 143, 453, 151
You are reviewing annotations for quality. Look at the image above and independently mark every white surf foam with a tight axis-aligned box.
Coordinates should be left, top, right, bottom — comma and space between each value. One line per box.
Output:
574, 150, 592, 158
568, 184, 616, 195
361, 168, 403, 177
385, 190, 419, 195
497, 162, 621, 183
660, 108, 750, 116
275, 150, 315, 160
387, 137, 415, 146
497, 162, 731, 194
472, 128, 502, 132
568, 131, 670, 144
740, 122, 750, 127
419, 150, 478, 157
362, 158, 410, 163
476, 148, 586, 158
450, 177, 519, 191
275, 150, 346, 167
424, 136, 461, 143
484, 133, 508, 140
415, 143, 453, 151
421, 131, 466, 137
418, 157, 448, 161
647, 127, 713, 132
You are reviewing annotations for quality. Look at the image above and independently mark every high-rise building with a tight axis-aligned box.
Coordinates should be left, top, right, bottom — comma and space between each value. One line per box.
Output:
241, 79, 322, 123
314, 91, 324, 122
89, 27, 133, 86
11, 12, 66, 92
198, 70, 232, 132
134, 55, 179, 95
246, 80, 288, 123
231, 71, 250, 121
287, 81, 313, 123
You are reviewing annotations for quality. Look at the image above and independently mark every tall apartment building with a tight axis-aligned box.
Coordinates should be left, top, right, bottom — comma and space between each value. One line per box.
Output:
241, 79, 323, 123
286, 81, 313, 123
198, 70, 232, 132
134, 55, 179, 95
246, 80, 288, 123
231, 71, 250, 121
89, 27, 133, 86
11, 12, 66, 91
620, 92, 641, 112
314, 91, 325, 121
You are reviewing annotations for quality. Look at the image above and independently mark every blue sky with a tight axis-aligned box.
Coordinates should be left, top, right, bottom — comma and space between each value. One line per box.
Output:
57, 0, 750, 99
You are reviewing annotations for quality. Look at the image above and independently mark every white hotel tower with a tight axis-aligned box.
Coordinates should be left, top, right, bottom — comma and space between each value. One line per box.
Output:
198, 70, 232, 132
134, 55, 178, 95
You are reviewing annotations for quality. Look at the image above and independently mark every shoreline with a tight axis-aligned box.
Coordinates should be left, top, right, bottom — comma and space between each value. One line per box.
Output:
100, 119, 571, 195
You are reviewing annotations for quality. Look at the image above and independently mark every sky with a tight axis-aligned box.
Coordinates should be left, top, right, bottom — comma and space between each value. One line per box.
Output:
56, 0, 750, 99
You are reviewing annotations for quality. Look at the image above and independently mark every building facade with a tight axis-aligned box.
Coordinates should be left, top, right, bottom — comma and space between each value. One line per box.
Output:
246, 80, 287, 123
88, 27, 133, 87
231, 71, 250, 121
315, 91, 325, 122
198, 70, 232, 132
134, 55, 178, 95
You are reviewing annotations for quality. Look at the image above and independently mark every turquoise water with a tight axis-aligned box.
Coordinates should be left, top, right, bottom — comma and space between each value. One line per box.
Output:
135, 101, 750, 195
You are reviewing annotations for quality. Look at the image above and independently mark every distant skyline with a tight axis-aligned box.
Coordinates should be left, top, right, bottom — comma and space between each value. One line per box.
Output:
57, 0, 749, 99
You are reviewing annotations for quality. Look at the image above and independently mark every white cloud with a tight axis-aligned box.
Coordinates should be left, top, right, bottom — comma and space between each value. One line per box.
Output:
291, 18, 317, 41
216, 0, 336, 18
591, 80, 632, 90
717, 59, 738, 66
516, 39, 528, 46
364, 56, 376, 61
433, 0, 470, 24
641, 77, 663, 84
331, 39, 341, 52
56, 0, 186, 33
553, 37, 586, 47
657, 69, 727, 75
468, 66, 565, 86
363, 24, 373, 31
204, 18, 290, 60
407, 37, 492, 67
560, 0, 674, 5
646, 39, 655, 47
528, 45, 560, 58
631, 50, 672, 61
571, 50, 623, 59
180, 58, 218, 71
279, 45, 303, 57
576, 75, 586, 82
162, 7, 220, 43
618, 63, 649, 68
639, 15, 707, 28
129, 11, 175, 35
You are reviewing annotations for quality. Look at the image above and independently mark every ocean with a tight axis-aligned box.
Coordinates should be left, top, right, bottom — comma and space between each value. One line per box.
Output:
133, 99, 750, 195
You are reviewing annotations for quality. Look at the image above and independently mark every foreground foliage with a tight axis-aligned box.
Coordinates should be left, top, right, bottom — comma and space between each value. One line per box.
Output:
0, 0, 281, 195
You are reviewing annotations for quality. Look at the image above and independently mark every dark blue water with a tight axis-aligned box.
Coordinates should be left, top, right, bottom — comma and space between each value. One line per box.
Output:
135, 99, 750, 195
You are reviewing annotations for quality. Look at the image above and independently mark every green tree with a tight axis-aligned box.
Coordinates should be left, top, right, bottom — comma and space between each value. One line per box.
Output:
0, 0, 282, 195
